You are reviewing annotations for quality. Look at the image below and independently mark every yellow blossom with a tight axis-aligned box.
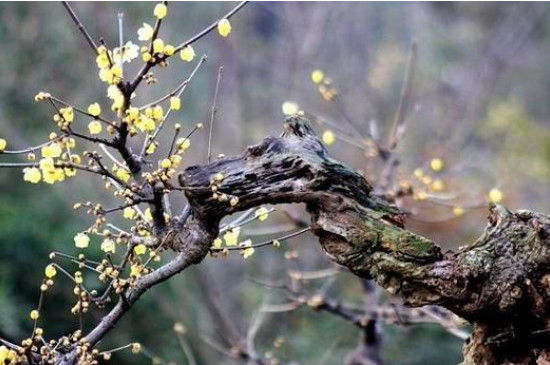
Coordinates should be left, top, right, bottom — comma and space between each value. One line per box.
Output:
170, 155, 182, 167
153, 3, 168, 19
282, 101, 299, 116
152, 105, 164, 121
163, 44, 175, 56
178, 138, 191, 151
0, 138, 6, 151
240, 240, 254, 259
453, 206, 464, 217
0, 346, 17, 364
131, 342, 142, 354
413, 168, 423, 179
144, 208, 153, 221
41, 142, 62, 158
255, 207, 269, 221
127, 107, 140, 122
113, 42, 139, 63
23, 167, 41, 184
30, 310, 39, 320
130, 264, 142, 278
488, 188, 503, 204
88, 103, 101, 117
61, 107, 74, 122
123, 207, 136, 220
88, 121, 102, 135
180, 45, 195, 62
137, 23, 154, 41
101, 238, 116, 254
322, 130, 336, 145
431, 179, 444, 192
160, 158, 172, 169
45, 264, 56, 278
134, 244, 147, 255
96, 52, 111, 69
212, 238, 222, 249
39, 157, 55, 173
115, 168, 131, 183
74, 233, 90, 249
142, 52, 152, 62
146, 142, 157, 155
170, 96, 181, 110
223, 227, 240, 246
311, 69, 324, 84
430, 158, 444, 172
217, 18, 232, 37
153, 38, 165, 54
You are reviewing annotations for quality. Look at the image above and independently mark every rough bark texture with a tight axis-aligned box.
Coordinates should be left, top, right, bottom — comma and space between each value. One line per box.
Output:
178, 116, 550, 365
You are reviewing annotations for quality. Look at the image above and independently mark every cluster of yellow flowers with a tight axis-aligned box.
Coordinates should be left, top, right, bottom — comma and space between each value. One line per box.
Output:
0, 346, 17, 365
23, 136, 79, 184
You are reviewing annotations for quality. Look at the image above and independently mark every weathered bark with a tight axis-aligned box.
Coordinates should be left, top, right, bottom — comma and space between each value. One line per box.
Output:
178, 116, 550, 365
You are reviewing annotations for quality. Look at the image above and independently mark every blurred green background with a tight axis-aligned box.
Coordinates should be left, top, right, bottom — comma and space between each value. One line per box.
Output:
0, 2, 549, 364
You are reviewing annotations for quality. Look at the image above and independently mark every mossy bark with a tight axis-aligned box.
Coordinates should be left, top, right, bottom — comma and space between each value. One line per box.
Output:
179, 116, 550, 365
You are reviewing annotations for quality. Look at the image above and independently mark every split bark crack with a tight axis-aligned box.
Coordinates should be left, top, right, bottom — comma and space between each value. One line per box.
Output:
177, 116, 550, 365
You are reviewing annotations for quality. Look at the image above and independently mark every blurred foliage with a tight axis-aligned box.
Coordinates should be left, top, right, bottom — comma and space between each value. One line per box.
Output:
0, 2, 549, 364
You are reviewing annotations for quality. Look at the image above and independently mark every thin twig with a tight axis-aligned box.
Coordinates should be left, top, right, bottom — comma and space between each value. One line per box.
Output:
61, 1, 98, 53
207, 67, 223, 164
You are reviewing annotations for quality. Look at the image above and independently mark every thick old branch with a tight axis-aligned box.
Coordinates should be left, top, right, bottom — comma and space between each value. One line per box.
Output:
178, 116, 550, 365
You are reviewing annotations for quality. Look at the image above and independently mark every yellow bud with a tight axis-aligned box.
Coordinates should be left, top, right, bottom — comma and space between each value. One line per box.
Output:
217, 18, 232, 37
30, 310, 40, 320
322, 130, 336, 145
180, 45, 195, 62
430, 158, 444, 172
311, 69, 324, 84
153, 3, 168, 19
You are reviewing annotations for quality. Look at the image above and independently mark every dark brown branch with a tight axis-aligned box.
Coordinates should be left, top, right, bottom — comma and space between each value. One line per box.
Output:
178, 116, 550, 365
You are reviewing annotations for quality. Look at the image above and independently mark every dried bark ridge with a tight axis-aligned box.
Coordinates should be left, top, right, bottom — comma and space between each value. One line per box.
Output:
178, 116, 550, 364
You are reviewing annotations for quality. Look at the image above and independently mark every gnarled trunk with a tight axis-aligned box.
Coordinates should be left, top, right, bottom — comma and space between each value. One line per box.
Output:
179, 116, 550, 365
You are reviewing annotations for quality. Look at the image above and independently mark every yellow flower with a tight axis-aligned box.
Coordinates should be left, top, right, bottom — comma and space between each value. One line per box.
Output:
101, 238, 116, 254
113, 41, 139, 63
160, 158, 172, 169
115, 168, 131, 183
30, 310, 39, 320
142, 52, 152, 62
88, 121, 102, 135
130, 264, 142, 278
431, 179, 444, 192
137, 23, 154, 41
74, 233, 90, 248
282, 101, 299, 115
212, 238, 222, 249
41, 142, 62, 158
127, 107, 139, 122
131, 342, 142, 354
39, 157, 55, 173
178, 138, 191, 151
153, 38, 165, 54
311, 69, 324, 84
23, 167, 41, 184
0, 346, 17, 364
152, 105, 164, 121
123, 207, 136, 220
170, 96, 181, 110
61, 107, 74, 122
153, 3, 168, 19
111, 64, 123, 80
180, 45, 195, 62
255, 207, 269, 221
217, 18, 232, 37
88, 103, 101, 117
144, 208, 153, 221
146, 142, 157, 155
488, 188, 503, 204
239, 240, 254, 259
163, 44, 175, 56
170, 155, 182, 168
134, 244, 147, 255
453, 206, 464, 217
0, 138, 6, 151
45, 264, 57, 278
430, 158, 444, 172
99, 68, 113, 83
96, 52, 111, 69
322, 130, 336, 145
223, 227, 240, 246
